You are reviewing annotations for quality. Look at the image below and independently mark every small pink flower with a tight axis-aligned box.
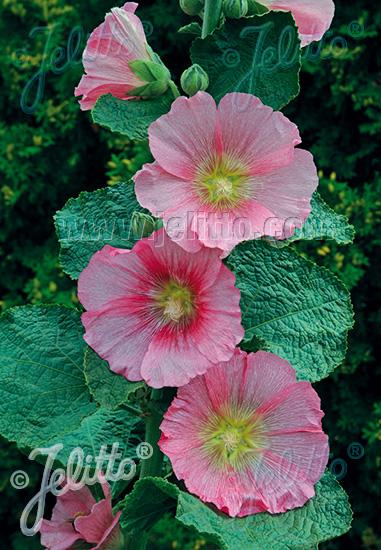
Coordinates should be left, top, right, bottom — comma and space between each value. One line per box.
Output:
159, 349, 329, 517
75, 2, 152, 110
39, 479, 122, 550
259, 0, 335, 46
78, 229, 243, 388
134, 92, 318, 256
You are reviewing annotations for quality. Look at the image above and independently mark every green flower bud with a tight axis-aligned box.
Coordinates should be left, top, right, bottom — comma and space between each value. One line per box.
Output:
131, 212, 157, 239
223, 0, 248, 19
179, 0, 204, 16
180, 64, 209, 96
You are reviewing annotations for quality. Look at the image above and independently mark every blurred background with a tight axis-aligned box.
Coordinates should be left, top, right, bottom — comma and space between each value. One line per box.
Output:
0, 0, 380, 548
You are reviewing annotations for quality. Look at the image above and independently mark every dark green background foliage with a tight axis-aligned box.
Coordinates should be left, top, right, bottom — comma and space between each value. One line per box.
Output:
0, 0, 379, 548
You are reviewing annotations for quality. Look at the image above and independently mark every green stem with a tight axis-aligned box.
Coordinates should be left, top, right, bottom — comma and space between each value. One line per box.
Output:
202, 0, 223, 38
139, 389, 164, 478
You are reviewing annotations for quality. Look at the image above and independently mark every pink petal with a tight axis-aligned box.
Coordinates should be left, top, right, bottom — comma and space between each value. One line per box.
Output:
39, 519, 82, 550
141, 329, 216, 388
253, 148, 319, 238
50, 486, 95, 523
148, 92, 219, 180
217, 93, 301, 175
192, 265, 244, 362
78, 245, 152, 311
260, 0, 335, 46
82, 305, 155, 381
133, 228, 223, 293
74, 500, 114, 544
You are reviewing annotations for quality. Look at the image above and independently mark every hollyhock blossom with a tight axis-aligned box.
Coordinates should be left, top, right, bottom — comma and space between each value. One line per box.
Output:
159, 349, 329, 517
39, 480, 122, 550
78, 229, 243, 388
75, 2, 165, 110
258, 0, 335, 46
134, 92, 318, 256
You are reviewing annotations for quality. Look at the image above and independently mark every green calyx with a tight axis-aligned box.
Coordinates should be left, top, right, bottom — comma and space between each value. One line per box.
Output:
129, 56, 172, 98
223, 0, 249, 19
180, 0, 204, 16
180, 64, 209, 96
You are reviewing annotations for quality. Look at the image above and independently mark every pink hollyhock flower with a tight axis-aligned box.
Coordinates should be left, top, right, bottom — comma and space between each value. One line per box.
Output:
259, 0, 335, 46
39, 479, 122, 550
159, 349, 329, 517
75, 2, 156, 110
134, 92, 318, 256
78, 229, 243, 388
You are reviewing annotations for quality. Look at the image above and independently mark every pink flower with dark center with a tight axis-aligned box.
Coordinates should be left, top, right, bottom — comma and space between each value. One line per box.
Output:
259, 0, 335, 46
134, 92, 318, 256
159, 349, 329, 517
75, 2, 152, 110
78, 229, 243, 388
39, 479, 122, 550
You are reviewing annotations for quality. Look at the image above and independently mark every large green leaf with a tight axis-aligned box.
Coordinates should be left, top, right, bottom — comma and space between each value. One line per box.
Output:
226, 241, 354, 381
0, 305, 95, 448
118, 472, 352, 549
267, 193, 355, 247
191, 12, 301, 110
46, 406, 141, 468
84, 348, 146, 410
91, 92, 173, 140
54, 182, 147, 279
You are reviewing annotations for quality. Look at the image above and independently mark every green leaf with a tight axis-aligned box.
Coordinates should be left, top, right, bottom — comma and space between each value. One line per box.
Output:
178, 22, 202, 35
54, 182, 148, 279
92, 92, 173, 140
0, 305, 95, 448
267, 193, 355, 247
84, 348, 146, 410
118, 477, 178, 533
118, 472, 352, 549
45, 406, 141, 468
226, 241, 354, 381
191, 12, 301, 110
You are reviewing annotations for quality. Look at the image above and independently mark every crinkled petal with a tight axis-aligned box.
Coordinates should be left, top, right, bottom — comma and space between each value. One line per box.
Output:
254, 148, 319, 238
40, 519, 82, 550
141, 330, 216, 388
218, 93, 301, 175
148, 92, 219, 179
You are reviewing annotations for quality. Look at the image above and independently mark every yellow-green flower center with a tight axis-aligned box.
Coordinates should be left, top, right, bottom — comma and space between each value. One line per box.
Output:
155, 280, 194, 324
200, 405, 265, 471
196, 156, 251, 209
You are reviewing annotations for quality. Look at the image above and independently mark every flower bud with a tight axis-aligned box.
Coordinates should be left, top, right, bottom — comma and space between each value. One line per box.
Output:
131, 212, 157, 239
223, 0, 248, 19
179, 0, 204, 16
180, 64, 209, 96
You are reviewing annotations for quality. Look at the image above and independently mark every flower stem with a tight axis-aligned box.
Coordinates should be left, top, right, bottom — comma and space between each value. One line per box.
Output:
202, 0, 223, 38
139, 389, 165, 478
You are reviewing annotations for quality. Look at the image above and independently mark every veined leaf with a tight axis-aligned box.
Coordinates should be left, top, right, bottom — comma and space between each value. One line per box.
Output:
54, 182, 148, 279
226, 241, 354, 381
